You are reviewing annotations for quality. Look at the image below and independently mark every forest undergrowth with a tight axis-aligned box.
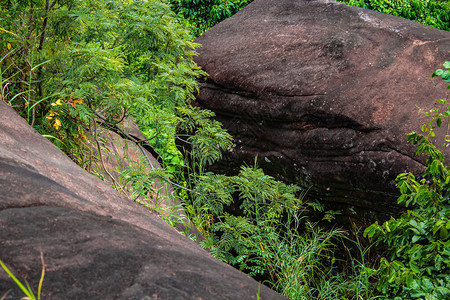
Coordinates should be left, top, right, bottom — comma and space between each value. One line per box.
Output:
1, 0, 449, 299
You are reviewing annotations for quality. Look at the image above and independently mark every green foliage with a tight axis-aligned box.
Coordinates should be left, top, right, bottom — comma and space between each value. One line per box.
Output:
364, 141, 450, 299
269, 224, 381, 299
337, 0, 450, 31
0, 0, 210, 165
195, 165, 324, 279
364, 64, 450, 299
43, 97, 92, 164
168, 0, 254, 36
432, 61, 450, 88
123, 157, 189, 228
185, 164, 379, 299
419, 62, 450, 146
177, 105, 233, 172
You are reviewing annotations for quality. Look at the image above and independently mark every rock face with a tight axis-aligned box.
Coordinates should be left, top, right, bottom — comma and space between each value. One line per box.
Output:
0, 101, 285, 299
194, 0, 450, 221
87, 118, 203, 241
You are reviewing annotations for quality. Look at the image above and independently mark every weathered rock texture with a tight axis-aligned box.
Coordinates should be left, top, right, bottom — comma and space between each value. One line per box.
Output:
194, 0, 450, 221
0, 101, 285, 299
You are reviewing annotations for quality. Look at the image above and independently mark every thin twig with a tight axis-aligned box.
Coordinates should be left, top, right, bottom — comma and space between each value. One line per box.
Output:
175, 136, 191, 144
0, 290, 12, 300
93, 120, 128, 196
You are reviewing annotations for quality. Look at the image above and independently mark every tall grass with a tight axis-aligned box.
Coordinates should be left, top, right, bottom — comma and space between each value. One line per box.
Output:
265, 221, 381, 299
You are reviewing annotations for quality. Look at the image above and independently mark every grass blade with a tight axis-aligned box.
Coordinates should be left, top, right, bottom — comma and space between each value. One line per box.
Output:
0, 259, 35, 299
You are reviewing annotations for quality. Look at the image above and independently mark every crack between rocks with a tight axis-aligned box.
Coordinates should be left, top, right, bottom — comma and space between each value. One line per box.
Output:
241, 143, 424, 169
202, 80, 260, 99
218, 110, 381, 134
293, 114, 381, 133
203, 80, 327, 99
201, 82, 380, 134
276, 93, 327, 98
348, 147, 425, 167
0, 203, 61, 212
387, 146, 425, 167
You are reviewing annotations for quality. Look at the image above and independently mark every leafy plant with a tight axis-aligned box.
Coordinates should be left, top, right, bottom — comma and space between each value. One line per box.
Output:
193, 165, 302, 272
184, 163, 378, 299
1, 0, 211, 166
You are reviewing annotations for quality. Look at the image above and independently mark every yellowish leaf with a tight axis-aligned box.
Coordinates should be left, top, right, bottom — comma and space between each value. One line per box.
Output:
54, 118, 61, 130
51, 99, 63, 106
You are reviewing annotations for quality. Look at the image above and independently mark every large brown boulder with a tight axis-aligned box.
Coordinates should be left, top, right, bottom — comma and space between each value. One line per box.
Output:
0, 101, 284, 299
194, 0, 450, 221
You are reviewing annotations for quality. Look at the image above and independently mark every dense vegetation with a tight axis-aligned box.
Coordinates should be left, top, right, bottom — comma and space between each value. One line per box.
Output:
1, 0, 449, 299
168, 0, 254, 36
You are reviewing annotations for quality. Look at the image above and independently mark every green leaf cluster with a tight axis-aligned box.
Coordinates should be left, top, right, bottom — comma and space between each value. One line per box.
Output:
417, 62, 450, 146
194, 165, 309, 279
177, 105, 233, 172
189, 165, 372, 299
168, 0, 254, 36
432, 61, 450, 88
0, 0, 212, 167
